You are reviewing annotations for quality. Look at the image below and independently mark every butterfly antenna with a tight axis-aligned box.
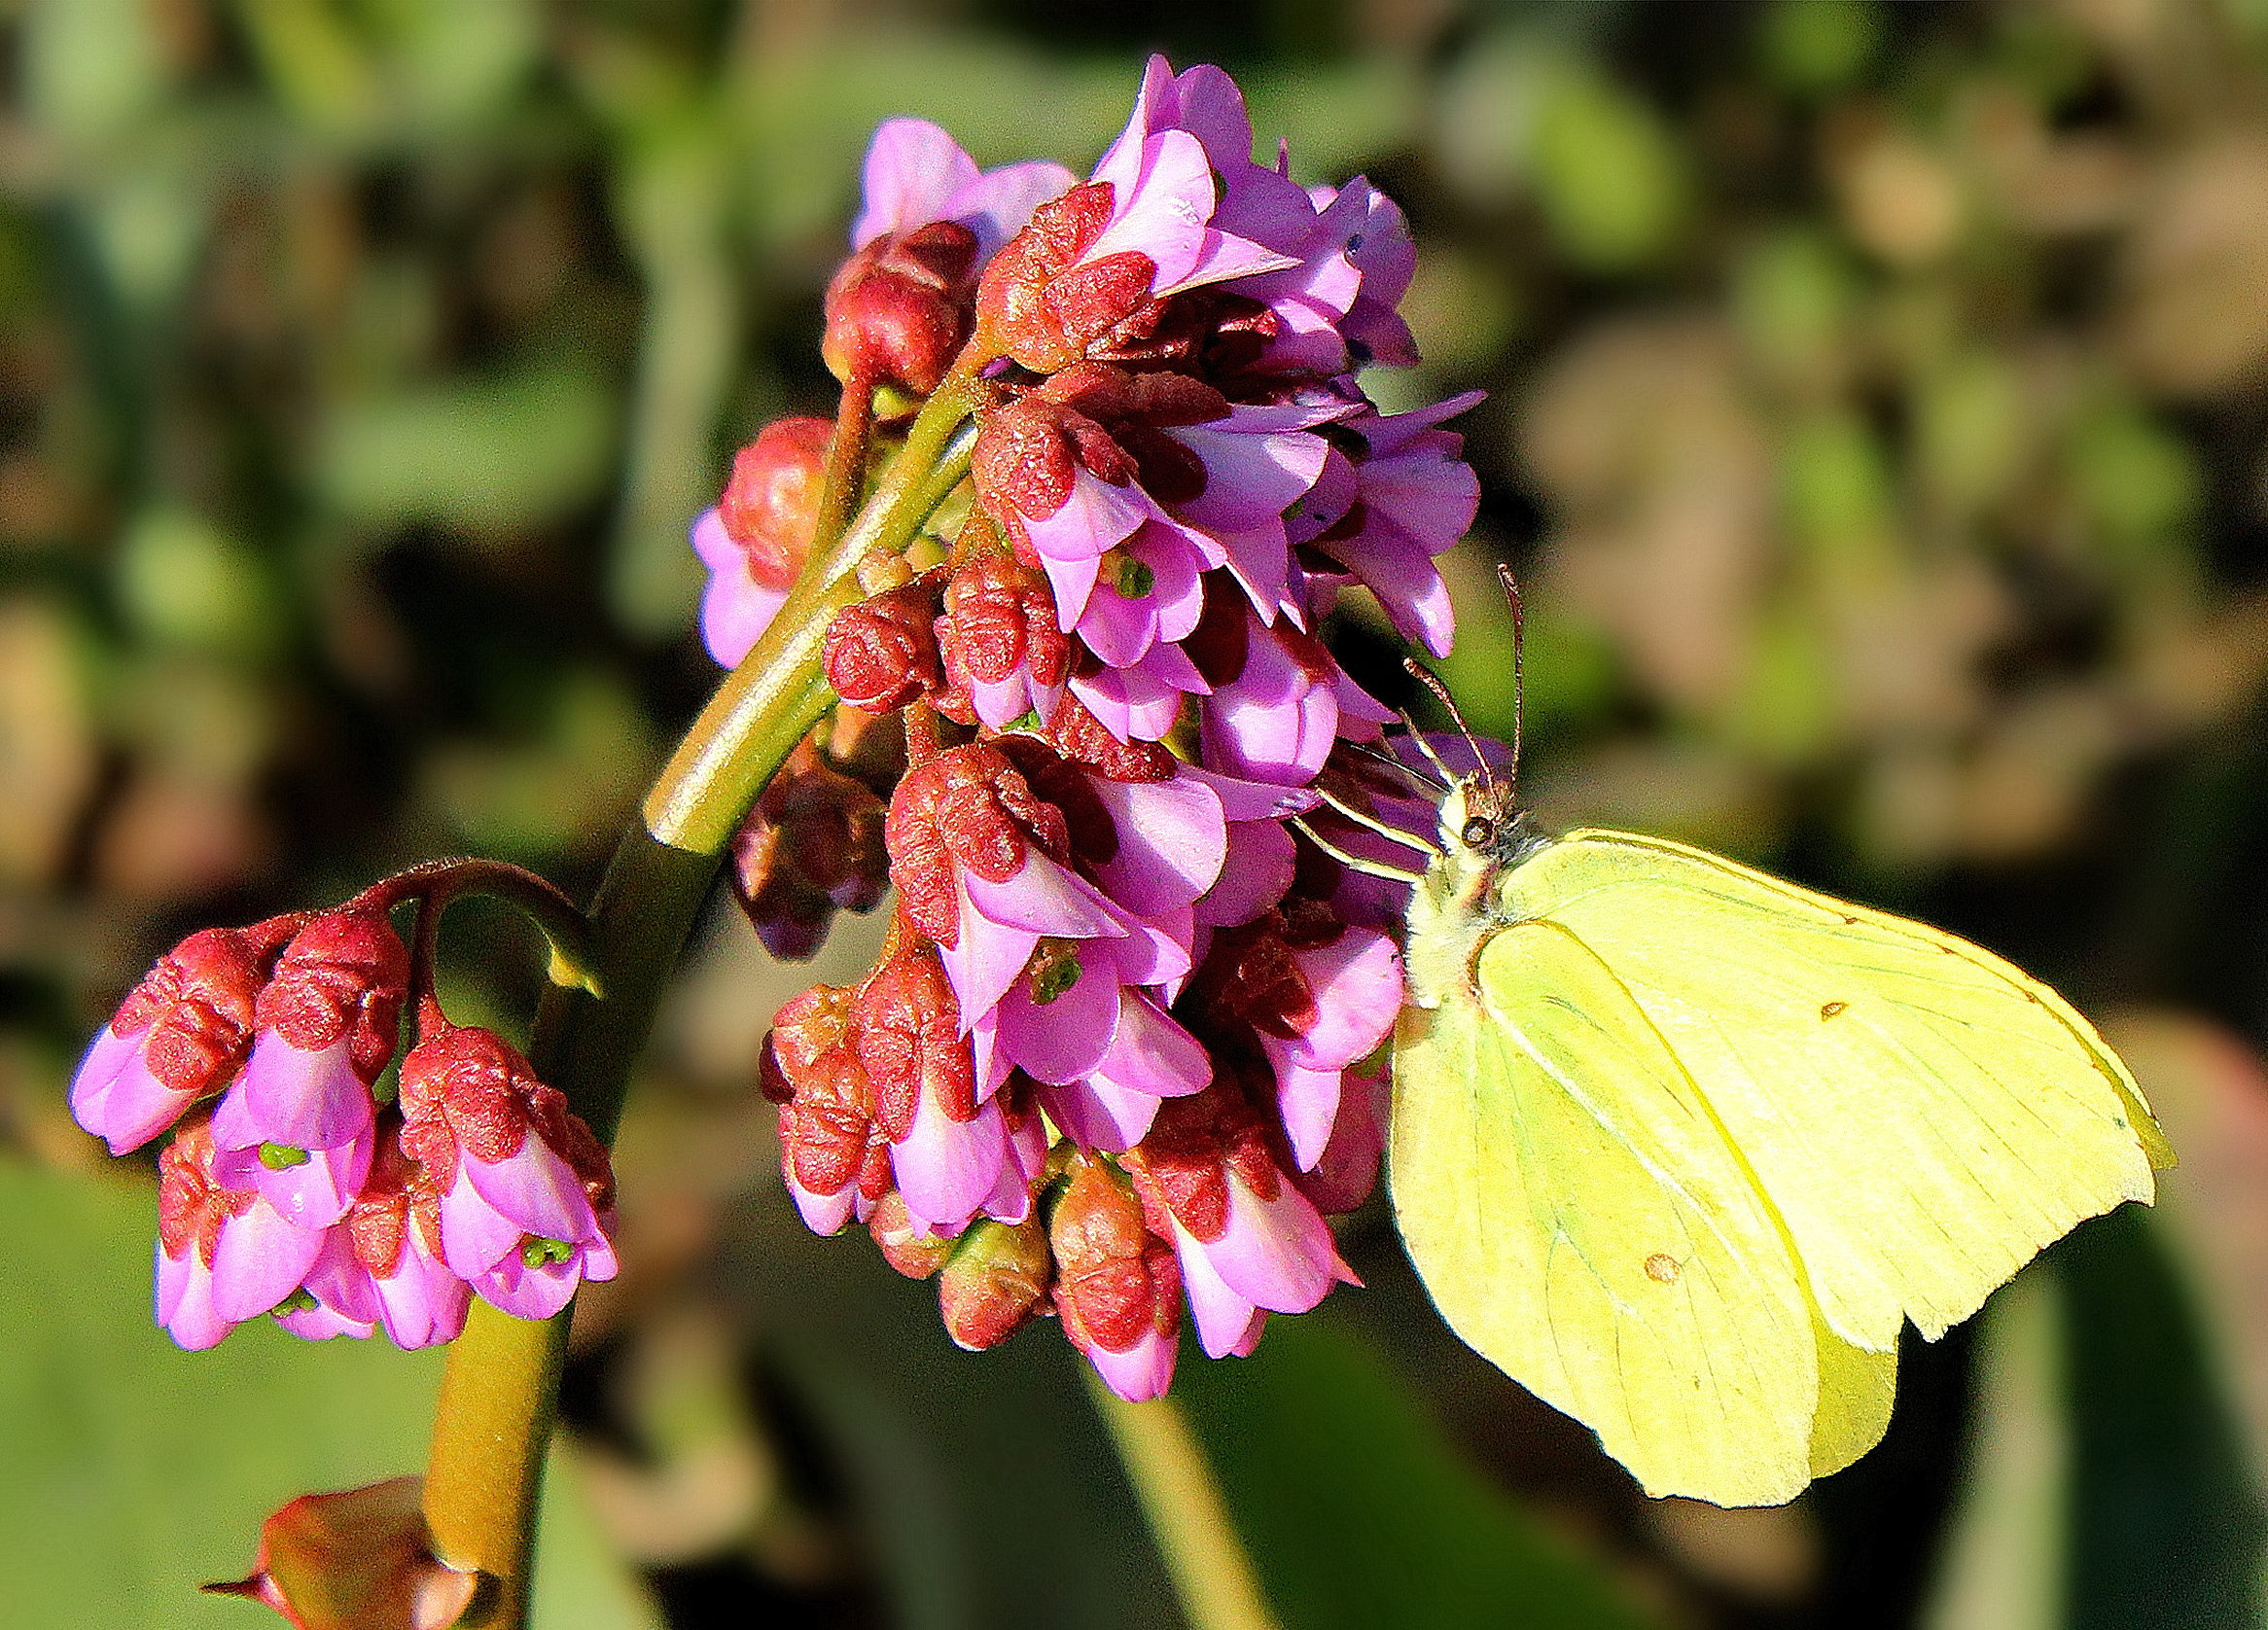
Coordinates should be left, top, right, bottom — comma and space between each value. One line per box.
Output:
1404, 659, 1495, 799
1397, 710, 1459, 788
1291, 818, 1427, 886
1496, 562, 1526, 798
1348, 739, 1448, 796
1314, 787, 1441, 859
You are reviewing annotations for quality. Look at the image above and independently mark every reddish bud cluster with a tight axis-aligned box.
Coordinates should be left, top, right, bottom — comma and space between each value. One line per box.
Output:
1049, 1152, 1182, 1369
719, 417, 833, 590
730, 736, 894, 961
973, 184, 1159, 375
884, 742, 1069, 944
824, 220, 981, 395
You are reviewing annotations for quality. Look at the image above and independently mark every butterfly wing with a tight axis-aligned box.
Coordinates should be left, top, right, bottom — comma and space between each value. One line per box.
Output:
1391, 914, 1890, 1505
1502, 830, 2171, 1352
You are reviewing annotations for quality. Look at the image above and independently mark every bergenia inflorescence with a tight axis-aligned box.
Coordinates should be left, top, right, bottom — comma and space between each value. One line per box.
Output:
72, 867, 617, 1351
709, 57, 1480, 1400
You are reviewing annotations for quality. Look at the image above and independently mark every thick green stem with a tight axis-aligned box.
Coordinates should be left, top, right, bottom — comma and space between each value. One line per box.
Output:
418, 371, 982, 1626
1086, 1375, 1283, 1630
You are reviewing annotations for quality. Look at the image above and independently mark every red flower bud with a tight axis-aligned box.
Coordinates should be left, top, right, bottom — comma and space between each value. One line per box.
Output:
971, 394, 1135, 525
158, 1113, 251, 1268
396, 1026, 613, 1212
851, 940, 974, 1142
113, 918, 300, 1099
1048, 1151, 1180, 1359
719, 417, 833, 589
939, 1216, 1054, 1351
255, 908, 411, 1084
765, 987, 882, 1211
1123, 1082, 1284, 1247
884, 743, 1070, 946
869, 1190, 957, 1279
975, 184, 1157, 374
204, 1476, 477, 1630
1185, 898, 1346, 1044
823, 220, 980, 395
824, 577, 945, 712
935, 551, 1071, 702
730, 739, 891, 962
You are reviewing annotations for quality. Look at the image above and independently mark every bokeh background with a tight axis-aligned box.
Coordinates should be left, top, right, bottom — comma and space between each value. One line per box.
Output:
5, 1, 2268, 1625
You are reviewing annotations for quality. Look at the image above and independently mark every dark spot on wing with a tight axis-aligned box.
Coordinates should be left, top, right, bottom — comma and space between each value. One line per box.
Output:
1841, 914, 1860, 926
1820, 1000, 1848, 1020
1645, 1253, 1681, 1284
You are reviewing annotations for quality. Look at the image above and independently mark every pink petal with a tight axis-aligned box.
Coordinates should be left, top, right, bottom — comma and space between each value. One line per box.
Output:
853, 119, 982, 248
694, 510, 793, 667
1267, 1058, 1346, 1173
373, 1237, 471, 1349
1194, 818, 1297, 928
964, 852, 1130, 939
1176, 1224, 1264, 1360
474, 1254, 582, 1321
941, 881, 1043, 1027
1284, 928, 1403, 1072
1089, 773, 1226, 916
892, 1091, 1009, 1233
239, 1033, 374, 1150
788, 1174, 860, 1237
1040, 1079, 1162, 1152
997, 958, 1122, 1085
1168, 417, 1331, 533
1094, 992, 1211, 1099
157, 1245, 232, 1351
463, 1138, 600, 1248
210, 1202, 328, 1324
1295, 1066, 1389, 1216
1082, 1326, 1179, 1402
1201, 1173, 1338, 1316
440, 1168, 523, 1279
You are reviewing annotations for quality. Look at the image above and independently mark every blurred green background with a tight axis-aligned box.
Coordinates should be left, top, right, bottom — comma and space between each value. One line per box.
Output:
7, 0, 2268, 1625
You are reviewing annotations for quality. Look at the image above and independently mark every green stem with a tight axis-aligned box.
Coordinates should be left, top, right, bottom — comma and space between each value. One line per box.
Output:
418, 370, 984, 1625
1086, 1374, 1284, 1630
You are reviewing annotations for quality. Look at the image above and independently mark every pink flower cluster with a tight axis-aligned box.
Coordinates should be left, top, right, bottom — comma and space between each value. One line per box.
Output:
702, 57, 1480, 1399
71, 898, 618, 1351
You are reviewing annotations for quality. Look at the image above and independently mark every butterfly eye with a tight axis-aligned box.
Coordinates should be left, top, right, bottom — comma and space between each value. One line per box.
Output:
1461, 816, 1495, 848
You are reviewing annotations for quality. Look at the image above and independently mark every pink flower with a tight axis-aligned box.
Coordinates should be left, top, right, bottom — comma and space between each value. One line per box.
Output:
1195, 600, 1396, 785
1291, 394, 1483, 659
156, 1115, 328, 1351
852, 118, 1074, 266
1127, 1086, 1352, 1360
695, 416, 833, 666
274, 1127, 471, 1349
208, 908, 407, 1228
397, 1025, 619, 1322
71, 918, 299, 1155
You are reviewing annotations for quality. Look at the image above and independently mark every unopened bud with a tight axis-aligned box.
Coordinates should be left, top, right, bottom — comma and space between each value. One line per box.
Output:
939, 1217, 1053, 1351
823, 220, 980, 395
730, 739, 890, 962
936, 551, 1072, 697
851, 941, 974, 1142
1048, 1151, 1180, 1360
869, 1190, 957, 1279
256, 907, 411, 1084
204, 1476, 477, 1630
824, 577, 944, 712
884, 742, 1070, 945
720, 417, 833, 588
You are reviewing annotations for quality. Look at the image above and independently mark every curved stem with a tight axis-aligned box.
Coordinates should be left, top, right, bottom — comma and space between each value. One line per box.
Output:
418, 368, 985, 1626
1086, 1374, 1283, 1630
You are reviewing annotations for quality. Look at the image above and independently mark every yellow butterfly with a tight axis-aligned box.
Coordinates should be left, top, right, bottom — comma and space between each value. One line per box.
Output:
1329, 620, 2173, 1508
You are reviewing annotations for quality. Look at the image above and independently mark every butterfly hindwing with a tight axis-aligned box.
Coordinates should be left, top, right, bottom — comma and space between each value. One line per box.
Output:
1499, 831, 2169, 1352
1392, 915, 1832, 1506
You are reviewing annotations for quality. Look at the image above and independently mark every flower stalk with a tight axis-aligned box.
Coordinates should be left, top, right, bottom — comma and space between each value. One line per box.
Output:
416, 363, 984, 1627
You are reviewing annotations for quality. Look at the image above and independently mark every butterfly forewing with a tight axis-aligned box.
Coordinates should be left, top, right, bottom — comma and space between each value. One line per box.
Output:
1499, 830, 2168, 1351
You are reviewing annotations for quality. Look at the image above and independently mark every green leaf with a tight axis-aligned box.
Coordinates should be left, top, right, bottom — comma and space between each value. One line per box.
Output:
0, 1159, 658, 1627
2054, 1208, 2265, 1630
1172, 1311, 1658, 1630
